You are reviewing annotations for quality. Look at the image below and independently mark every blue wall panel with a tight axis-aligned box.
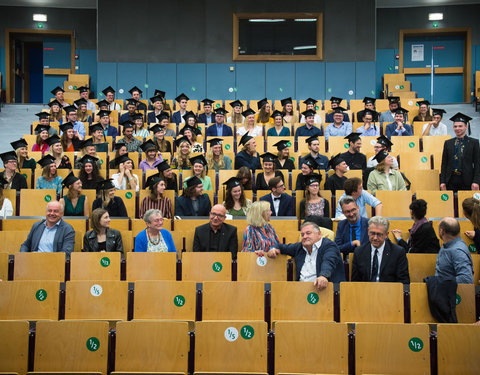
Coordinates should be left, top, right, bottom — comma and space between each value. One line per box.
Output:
0, 47, 5, 90
325, 62, 356, 100
434, 74, 463, 104
177, 64, 206, 101
355, 61, 376, 99
406, 74, 431, 102
235, 63, 265, 100
375, 49, 396, 96
117, 63, 147, 100
43, 76, 66, 103
265, 63, 295, 101
43, 37, 70, 69
206, 64, 235, 101
146, 63, 177, 100
294, 62, 325, 101
97, 62, 117, 99
77, 49, 97, 96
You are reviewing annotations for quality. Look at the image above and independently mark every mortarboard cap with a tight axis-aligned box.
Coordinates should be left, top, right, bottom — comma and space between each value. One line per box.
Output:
37, 154, 56, 168
303, 98, 317, 105
113, 142, 127, 151
302, 109, 316, 118
154, 89, 166, 98
230, 100, 243, 108
74, 98, 87, 107
344, 132, 362, 143
62, 171, 79, 188
301, 154, 318, 169
373, 150, 389, 164
201, 98, 214, 105
206, 138, 223, 147
330, 96, 343, 104
122, 120, 134, 129
179, 124, 200, 136
0, 151, 17, 164
182, 111, 197, 123
242, 108, 256, 118
257, 98, 268, 109
223, 177, 242, 190
417, 100, 430, 107
97, 179, 115, 191
270, 110, 284, 118
376, 135, 393, 149
156, 160, 171, 173
260, 152, 277, 163
10, 138, 28, 150
387, 96, 400, 104
89, 123, 104, 134
149, 124, 165, 134
102, 86, 115, 96
140, 139, 157, 153
35, 124, 51, 134
305, 174, 322, 186
394, 107, 409, 115
185, 176, 202, 188
450, 112, 472, 124
132, 113, 144, 122
363, 97, 376, 104
328, 153, 345, 169
128, 86, 143, 95
63, 105, 77, 115
189, 154, 207, 167
362, 109, 378, 118
97, 109, 111, 118
96, 99, 110, 108
111, 154, 132, 167
125, 98, 139, 107
79, 138, 94, 149
305, 135, 319, 144
150, 95, 164, 103
280, 97, 292, 107
35, 111, 50, 120
76, 86, 89, 93
156, 112, 170, 122
51, 86, 65, 95
145, 173, 164, 190
174, 136, 190, 147
47, 99, 62, 108
77, 154, 99, 166
273, 140, 291, 151
332, 106, 347, 113
214, 107, 227, 116
175, 93, 189, 102
45, 135, 61, 146
238, 133, 253, 147
432, 108, 446, 117
59, 122, 74, 133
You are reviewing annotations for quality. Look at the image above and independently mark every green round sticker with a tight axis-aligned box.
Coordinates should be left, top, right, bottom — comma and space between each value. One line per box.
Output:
315, 105, 319, 110
441, 194, 449, 201
44, 194, 52, 202
212, 262, 223, 272
100, 159, 104, 165
100, 257, 110, 267
191, 87, 196, 91
73, 86, 77, 90
240, 325, 254, 340
408, 337, 423, 352
307, 292, 319, 305
22, 173, 27, 179
400, 85, 404, 89
344, 143, 349, 149
420, 156, 428, 163
455, 294, 461, 305
35, 289, 47, 301
225, 144, 231, 150
289, 157, 295, 161
174, 294, 185, 307
215, 103, 220, 108
86, 337, 100, 352
198, 126, 202, 131
388, 66, 393, 71
287, 142, 291, 147
409, 142, 415, 148
468, 244, 477, 253
125, 192, 133, 199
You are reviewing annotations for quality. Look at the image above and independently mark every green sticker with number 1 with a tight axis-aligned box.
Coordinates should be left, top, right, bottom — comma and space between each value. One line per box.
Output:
241, 325, 254, 340
408, 337, 423, 352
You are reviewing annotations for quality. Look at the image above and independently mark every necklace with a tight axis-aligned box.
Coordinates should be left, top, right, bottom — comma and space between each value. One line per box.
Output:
147, 230, 160, 245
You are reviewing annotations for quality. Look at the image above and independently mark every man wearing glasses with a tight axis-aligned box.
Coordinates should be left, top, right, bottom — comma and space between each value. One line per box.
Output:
259, 176, 294, 216
193, 204, 238, 258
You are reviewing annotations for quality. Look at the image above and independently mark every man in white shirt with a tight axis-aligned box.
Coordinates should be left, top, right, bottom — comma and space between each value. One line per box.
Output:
77, 86, 96, 112
102, 86, 121, 111
263, 222, 345, 289
300, 98, 322, 124
422, 108, 448, 136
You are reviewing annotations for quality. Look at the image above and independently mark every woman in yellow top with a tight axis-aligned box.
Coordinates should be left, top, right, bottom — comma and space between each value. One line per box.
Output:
255, 98, 274, 125
367, 151, 406, 194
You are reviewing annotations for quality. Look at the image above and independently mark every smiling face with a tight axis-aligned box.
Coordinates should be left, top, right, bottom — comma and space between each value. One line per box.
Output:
193, 162, 204, 176
394, 113, 404, 122
48, 163, 56, 176
52, 143, 62, 154
212, 144, 222, 156
147, 213, 164, 232
180, 142, 190, 155
368, 223, 388, 249
163, 168, 173, 179
341, 201, 359, 224
300, 224, 322, 248
231, 186, 242, 200
263, 161, 274, 173
453, 121, 468, 138
84, 162, 93, 174
156, 180, 166, 195
100, 211, 110, 228
72, 179, 82, 192
45, 201, 62, 226
333, 112, 344, 124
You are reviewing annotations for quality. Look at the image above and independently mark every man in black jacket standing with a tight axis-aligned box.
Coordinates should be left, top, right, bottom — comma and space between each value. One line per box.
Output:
440, 112, 480, 192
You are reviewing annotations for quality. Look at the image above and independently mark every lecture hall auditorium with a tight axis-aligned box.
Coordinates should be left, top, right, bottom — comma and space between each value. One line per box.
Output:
0, 0, 479, 374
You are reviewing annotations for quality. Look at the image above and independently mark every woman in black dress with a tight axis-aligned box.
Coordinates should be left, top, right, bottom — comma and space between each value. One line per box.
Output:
78, 155, 104, 190
295, 155, 319, 191
92, 179, 128, 217
273, 139, 295, 172
255, 152, 284, 191
157, 160, 178, 194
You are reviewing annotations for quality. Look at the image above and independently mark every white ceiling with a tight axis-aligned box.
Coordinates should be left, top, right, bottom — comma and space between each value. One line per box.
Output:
0, 0, 479, 9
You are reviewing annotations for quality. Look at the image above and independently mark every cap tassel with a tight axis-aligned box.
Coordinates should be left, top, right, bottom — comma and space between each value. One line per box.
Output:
468, 122, 471, 136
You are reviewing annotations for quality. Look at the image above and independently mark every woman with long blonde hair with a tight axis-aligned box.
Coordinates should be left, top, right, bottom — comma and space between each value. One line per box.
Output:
92, 179, 128, 217
48, 100, 64, 122
242, 200, 279, 252
174, 136, 192, 169
205, 138, 232, 171
11, 138, 36, 171
45, 135, 72, 169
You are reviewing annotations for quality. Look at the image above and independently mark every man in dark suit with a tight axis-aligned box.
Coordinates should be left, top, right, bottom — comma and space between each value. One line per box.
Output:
205, 108, 233, 136
440, 112, 480, 192
351, 216, 410, 284
197, 98, 215, 125
259, 176, 294, 216
265, 221, 345, 289
20, 201, 75, 254
172, 93, 189, 125
335, 196, 369, 255
193, 204, 238, 258
175, 176, 212, 216
124, 86, 147, 111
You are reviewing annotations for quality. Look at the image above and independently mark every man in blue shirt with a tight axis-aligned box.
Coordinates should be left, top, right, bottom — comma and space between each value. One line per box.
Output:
384, 108, 413, 140
63, 105, 86, 139
335, 196, 369, 255
356, 110, 380, 136
324, 107, 353, 140
198, 98, 215, 125
205, 108, 233, 136
335, 177, 383, 218
20, 201, 75, 254
325, 96, 351, 123
295, 109, 323, 140
299, 135, 329, 171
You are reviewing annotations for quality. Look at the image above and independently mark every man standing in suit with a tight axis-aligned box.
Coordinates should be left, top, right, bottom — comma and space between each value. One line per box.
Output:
335, 196, 369, 256
440, 112, 480, 191
351, 216, 410, 284
264, 221, 345, 290
198, 98, 215, 125
193, 204, 238, 258
20, 201, 75, 254
205, 108, 233, 136
259, 176, 294, 216
172, 93, 189, 125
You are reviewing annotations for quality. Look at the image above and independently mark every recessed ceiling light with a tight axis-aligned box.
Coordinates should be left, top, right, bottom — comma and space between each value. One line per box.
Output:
33, 14, 47, 22
429, 13, 443, 21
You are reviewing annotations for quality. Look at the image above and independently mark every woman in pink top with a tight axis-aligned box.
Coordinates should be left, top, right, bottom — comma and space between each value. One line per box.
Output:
242, 200, 279, 252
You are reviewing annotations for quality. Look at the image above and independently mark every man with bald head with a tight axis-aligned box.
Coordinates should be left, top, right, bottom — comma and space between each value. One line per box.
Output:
20, 201, 75, 253
193, 204, 238, 258
436, 217, 474, 284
